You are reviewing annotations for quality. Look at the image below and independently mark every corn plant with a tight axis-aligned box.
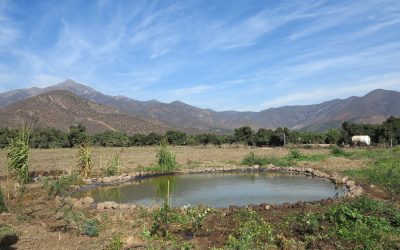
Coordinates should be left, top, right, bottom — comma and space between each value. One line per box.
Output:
103, 154, 122, 176
156, 146, 177, 172
77, 144, 92, 178
7, 126, 31, 186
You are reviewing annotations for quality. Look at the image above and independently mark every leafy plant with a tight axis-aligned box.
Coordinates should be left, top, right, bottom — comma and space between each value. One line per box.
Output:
61, 204, 99, 237
77, 144, 92, 178
226, 209, 275, 249
103, 154, 122, 176
150, 201, 183, 238
330, 146, 348, 157
289, 149, 303, 159
7, 126, 31, 186
0, 224, 19, 247
185, 206, 211, 236
43, 173, 83, 197
108, 235, 123, 250
82, 219, 99, 237
156, 146, 178, 172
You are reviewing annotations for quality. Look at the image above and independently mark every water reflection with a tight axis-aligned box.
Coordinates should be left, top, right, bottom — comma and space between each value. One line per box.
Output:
152, 175, 177, 200
75, 172, 346, 208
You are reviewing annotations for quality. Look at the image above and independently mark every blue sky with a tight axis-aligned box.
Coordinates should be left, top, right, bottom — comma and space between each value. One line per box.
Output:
0, 0, 400, 111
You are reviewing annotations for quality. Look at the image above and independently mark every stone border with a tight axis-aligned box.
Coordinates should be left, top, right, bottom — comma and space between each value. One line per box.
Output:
66, 164, 364, 211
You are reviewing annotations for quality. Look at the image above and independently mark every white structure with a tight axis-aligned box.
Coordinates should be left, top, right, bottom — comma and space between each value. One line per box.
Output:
351, 135, 371, 146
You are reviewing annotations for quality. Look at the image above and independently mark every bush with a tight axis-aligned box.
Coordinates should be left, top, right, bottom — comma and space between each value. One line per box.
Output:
0, 224, 19, 247
7, 126, 31, 186
241, 152, 293, 167
226, 209, 275, 249
103, 154, 122, 176
44, 173, 83, 197
288, 149, 303, 159
82, 219, 99, 237
156, 146, 178, 172
330, 146, 347, 156
0, 189, 6, 213
77, 144, 92, 178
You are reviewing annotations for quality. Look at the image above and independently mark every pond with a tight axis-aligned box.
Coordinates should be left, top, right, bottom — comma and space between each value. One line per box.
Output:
74, 172, 346, 208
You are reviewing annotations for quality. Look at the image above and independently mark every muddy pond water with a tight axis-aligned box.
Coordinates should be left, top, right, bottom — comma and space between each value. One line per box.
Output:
74, 172, 346, 208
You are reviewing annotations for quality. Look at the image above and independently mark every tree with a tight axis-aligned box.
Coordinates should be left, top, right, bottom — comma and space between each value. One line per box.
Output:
234, 126, 254, 145
325, 129, 341, 144
254, 128, 273, 147
165, 130, 187, 145
68, 124, 88, 147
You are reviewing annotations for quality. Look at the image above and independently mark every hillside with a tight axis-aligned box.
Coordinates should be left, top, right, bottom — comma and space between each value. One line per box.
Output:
1, 80, 400, 131
0, 90, 171, 134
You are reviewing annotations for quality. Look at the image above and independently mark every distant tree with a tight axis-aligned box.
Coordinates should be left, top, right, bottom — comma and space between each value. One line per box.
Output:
68, 124, 88, 147
234, 126, 254, 145
325, 129, 341, 144
254, 128, 273, 147
382, 116, 400, 146
165, 130, 187, 145
144, 132, 163, 146
30, 128, 69, 148
129, 133, 146, 146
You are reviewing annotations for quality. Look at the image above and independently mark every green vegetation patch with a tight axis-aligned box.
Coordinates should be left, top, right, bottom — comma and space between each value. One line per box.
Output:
344, 156, 400, 195
0, 189, 7, 213
242, 150, 326, 167
0, 224, 19, 247
43, 173, 83, 197
225, 209, 275, 249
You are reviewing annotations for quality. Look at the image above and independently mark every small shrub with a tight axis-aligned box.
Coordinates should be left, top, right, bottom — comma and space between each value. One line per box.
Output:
103, 154, 122, 176
150, 201, 183, 237
226, 209, 275, 249
0, 189, 7, 213
77, 144, 92, 178
156, 146, 178, 172
289, 149, 303, 160
7, 126, 31, 186
185, 206, 211, 236
44, 173, 83, 197
82, 219, 99, 237
331, 146, 347, 156
108, 235, 123, 250
295, 212, 320, 235
241, 152, 293, 167
0, 224, 19, 247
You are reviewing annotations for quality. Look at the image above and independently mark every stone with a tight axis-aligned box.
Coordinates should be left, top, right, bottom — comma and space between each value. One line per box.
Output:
97, 201, 119, 210
82, 196, 94, 205
119, 204, 131, 210
370, 184, 376, 189
73, 200, 83, 208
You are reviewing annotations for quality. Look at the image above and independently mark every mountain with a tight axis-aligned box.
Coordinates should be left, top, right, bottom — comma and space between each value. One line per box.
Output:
1, 79, 400, 131
0, 90, 171, 134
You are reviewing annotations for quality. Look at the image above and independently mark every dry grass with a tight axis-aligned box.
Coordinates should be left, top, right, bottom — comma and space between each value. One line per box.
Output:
0, 145, 365, 175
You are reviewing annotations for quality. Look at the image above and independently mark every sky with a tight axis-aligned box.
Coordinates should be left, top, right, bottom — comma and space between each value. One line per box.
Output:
0, 0, 400, 111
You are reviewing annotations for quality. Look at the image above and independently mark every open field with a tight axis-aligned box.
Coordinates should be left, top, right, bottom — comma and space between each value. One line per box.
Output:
1, 145, 399, 249
0, 146, 364, 175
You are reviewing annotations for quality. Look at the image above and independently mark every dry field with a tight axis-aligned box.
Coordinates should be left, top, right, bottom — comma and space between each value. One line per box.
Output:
0, 145, 367, 176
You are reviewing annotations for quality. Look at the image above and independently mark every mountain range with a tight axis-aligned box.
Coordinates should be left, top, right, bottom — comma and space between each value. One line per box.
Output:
0, 79, 399, 134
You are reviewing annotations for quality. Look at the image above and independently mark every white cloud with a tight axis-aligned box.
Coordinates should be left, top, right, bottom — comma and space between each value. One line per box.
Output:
261, 75, 400, 108
166, 85, 212, 98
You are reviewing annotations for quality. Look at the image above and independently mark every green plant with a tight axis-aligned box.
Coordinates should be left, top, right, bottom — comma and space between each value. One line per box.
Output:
330, 146, 347, 157
185, 206, 211, 236
43, 173, 83, 197
0, 224, 19, 247
108, 235, 123, 250
289, 149, 303, 159
103, 154, 122, 176
156, 146, 178, 172
61, 204, 99, 236
82, 219, 99, 237
150, 201, 183, 238
7, 126, 31, 186
0, 188, 7, 213
77, 144, 92, 178
226, 209, 275, 249
296, 212, 320, 235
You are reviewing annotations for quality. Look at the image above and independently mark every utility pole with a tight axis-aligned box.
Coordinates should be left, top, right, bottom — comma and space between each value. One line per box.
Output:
282, 133, 286, 147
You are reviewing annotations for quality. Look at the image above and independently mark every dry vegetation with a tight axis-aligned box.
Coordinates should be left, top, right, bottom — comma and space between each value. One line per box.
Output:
0, 146, 336, 175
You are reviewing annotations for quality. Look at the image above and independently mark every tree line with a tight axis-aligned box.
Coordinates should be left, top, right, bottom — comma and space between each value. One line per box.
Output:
0, 116, 399, 149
